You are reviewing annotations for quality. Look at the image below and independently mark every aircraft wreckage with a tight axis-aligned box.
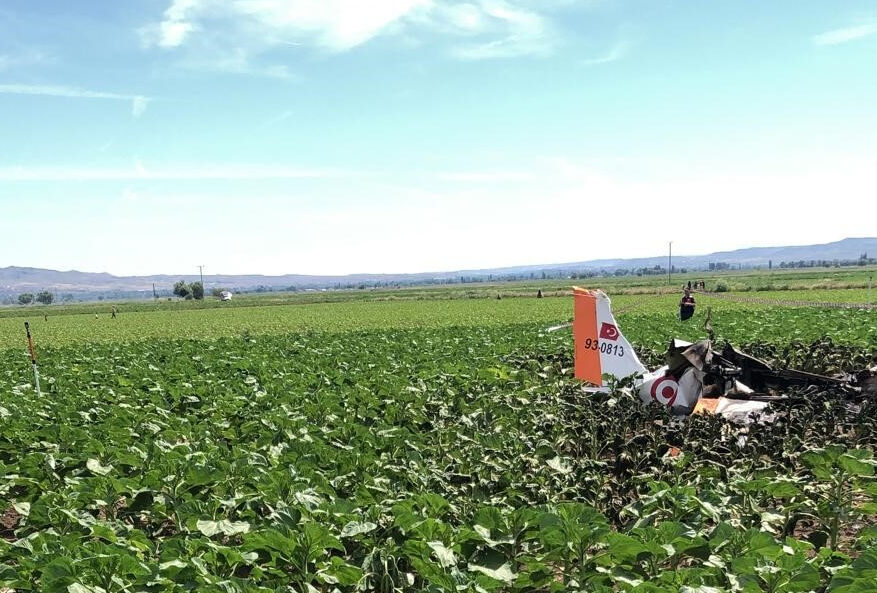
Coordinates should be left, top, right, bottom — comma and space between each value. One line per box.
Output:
570, 288, 876, 422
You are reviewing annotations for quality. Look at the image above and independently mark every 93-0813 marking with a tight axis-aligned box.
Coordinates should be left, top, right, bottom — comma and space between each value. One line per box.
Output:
582, 338, 625, 357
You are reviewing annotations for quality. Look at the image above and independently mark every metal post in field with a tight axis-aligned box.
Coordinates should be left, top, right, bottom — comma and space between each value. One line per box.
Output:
668, 241, 672, 286
24, 322, 41, 396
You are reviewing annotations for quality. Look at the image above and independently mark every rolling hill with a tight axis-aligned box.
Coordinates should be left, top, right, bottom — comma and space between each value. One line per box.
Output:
1, 237, 873, 300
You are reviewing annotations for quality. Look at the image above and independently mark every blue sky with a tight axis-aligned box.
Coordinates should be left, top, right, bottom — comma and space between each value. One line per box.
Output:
1, 1, 876, 276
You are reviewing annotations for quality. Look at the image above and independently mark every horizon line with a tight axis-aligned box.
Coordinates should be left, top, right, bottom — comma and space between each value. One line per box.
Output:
0, 236, 871, 280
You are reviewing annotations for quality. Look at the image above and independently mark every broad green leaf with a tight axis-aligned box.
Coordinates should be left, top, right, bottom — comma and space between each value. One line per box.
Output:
86, 458, 113, 476
546, 456, 573, 474
839, 454, 875, 477
340, 521, 377, 538
427, 541, 456, 568
469, 563, 516, 584
197, 519, 251, 537
41, 557, 76, 593
68, 584, 107, 593
318, 557, 363, 586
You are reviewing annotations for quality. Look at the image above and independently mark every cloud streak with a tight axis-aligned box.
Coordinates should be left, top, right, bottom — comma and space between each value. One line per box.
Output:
0, 83, 152, 118
260, 110, 294, 127
0, 164, 348, 182
581, 41, 628, 66
812, 22, 877, 46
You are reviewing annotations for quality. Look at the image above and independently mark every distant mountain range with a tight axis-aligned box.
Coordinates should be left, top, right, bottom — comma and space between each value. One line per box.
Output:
1, 237, 874, 300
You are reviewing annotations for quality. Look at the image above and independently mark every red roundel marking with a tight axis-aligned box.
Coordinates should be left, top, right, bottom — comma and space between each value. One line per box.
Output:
650, 376, 679, 406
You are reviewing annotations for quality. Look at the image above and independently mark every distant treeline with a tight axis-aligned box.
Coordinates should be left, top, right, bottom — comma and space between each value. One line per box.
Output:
775, 254, 874, 269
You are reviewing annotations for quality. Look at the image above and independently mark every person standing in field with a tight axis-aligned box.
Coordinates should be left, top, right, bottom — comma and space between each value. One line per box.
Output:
680, 288, 696, 321
111, 306, 117, 319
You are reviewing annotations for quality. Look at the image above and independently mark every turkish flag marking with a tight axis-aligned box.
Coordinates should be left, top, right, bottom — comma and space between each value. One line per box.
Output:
599, 323, 619, 341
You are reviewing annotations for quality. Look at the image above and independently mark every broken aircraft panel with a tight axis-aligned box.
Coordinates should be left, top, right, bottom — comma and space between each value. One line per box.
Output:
571, 287, 873, 423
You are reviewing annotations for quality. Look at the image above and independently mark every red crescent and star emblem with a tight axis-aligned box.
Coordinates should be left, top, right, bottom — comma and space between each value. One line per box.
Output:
599, 323, 620, 341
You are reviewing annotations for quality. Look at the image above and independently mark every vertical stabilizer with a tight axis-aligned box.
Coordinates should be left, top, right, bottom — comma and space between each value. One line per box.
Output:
573, 288, 647, 386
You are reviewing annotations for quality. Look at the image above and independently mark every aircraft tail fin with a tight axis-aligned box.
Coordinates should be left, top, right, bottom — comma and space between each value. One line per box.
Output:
573, 288, 647, 387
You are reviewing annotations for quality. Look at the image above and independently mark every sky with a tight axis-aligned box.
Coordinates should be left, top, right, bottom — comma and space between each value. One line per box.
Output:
1, 0, 876, 276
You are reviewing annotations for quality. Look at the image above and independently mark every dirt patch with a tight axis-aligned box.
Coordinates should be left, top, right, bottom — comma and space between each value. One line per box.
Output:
0, 507, 20, 530
0, 506, 22, 542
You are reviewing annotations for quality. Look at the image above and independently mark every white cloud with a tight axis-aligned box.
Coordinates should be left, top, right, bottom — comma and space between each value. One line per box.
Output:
0, 83, 131, 101
141, 0, 430, 51
812, 22, 877, 46
0, 84, 152, 118
142, 0, 556, 63
152, 0, 201, 46
160, 20, 196, 47
434, 3, 487, 32
449, 0, 552, 59
237, 0, 431, 51
131, 96, 150, 118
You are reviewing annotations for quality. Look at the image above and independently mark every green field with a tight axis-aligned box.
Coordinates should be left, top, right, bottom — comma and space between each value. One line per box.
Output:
1, 282, 876, 592
2, 265, 875, 321
0, 289, 873, 352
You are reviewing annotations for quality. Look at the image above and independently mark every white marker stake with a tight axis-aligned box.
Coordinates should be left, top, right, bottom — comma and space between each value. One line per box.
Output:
24, 322, 41, 396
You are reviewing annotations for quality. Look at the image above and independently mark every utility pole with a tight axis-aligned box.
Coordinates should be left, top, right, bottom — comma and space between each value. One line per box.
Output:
198, 265, 204, 288
668, 241, 673, 286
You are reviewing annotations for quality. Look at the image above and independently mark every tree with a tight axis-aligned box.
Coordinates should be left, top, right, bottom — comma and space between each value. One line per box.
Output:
211, 287, 225, 298
173, 280, 191, 299
18, 293, 34, 305
191, 282, 204, 300
36, 291, 54, 305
